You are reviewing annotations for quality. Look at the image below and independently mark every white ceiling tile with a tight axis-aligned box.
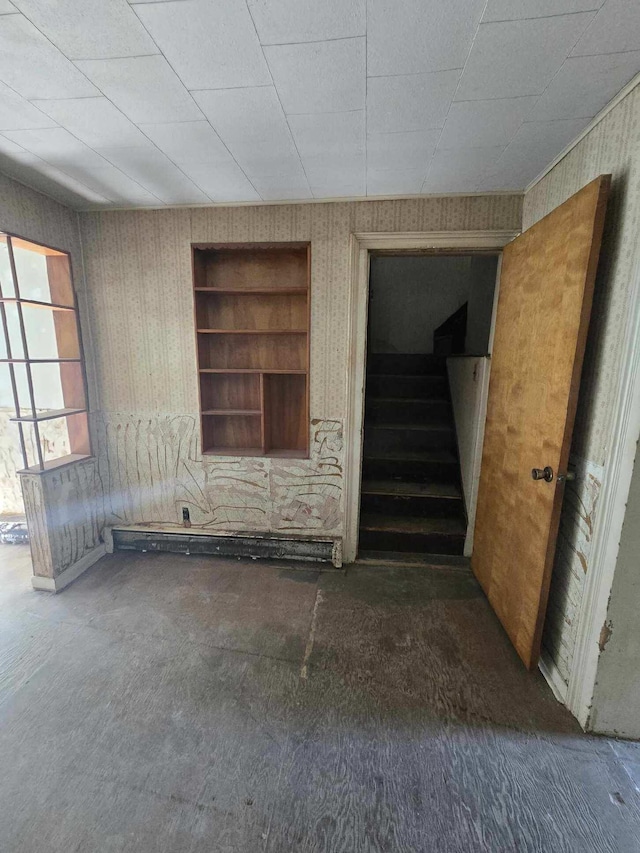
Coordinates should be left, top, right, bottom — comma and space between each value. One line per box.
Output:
135, 0, 270, 90
309, 180, 365, 198
175, 162, 260, 202
532, 51, 640, 121
304, 153, 365, 190
70, 166, 161, 205
0, 150, 110, 206
0, 133, 25, 155
366, 130, 439, 172
250, 173, 312, 201
367, 168, 426, 195
76, 56, 202, 124
265, 37, 365, 114
289, 110, 364, 160
31, 97, 149, 148
0, 82, 57, 131
0, 1, 17, 13
3, 127, 110, 169
439, 97, 537, 149
0, 15, 98, 99
455, 14, 595, 101
11, 0, 157, 59
483, 0, 603, 22
96, 146, 210, 204
139, 121, 232, 165
479, 117, 590, 189
247, 0, 364, 44
423, 146, 505, 192
194, 86, 302, 178
367, 70, 460, 134
368, 0, 485, 76
572, 0, 640, 55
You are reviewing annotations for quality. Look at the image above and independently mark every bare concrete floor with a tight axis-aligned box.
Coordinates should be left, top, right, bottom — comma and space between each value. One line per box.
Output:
1, 545, 639, 852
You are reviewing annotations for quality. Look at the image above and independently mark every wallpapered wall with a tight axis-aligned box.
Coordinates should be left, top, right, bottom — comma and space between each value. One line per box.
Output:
523, 83, 640, 690
0, 173, 102, 576
79, 196, 521, 537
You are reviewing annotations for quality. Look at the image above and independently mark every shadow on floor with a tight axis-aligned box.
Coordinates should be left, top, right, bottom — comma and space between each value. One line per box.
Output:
0, 549, 639, 852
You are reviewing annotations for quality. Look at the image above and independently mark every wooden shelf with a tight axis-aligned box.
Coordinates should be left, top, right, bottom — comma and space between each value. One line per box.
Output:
197, 329, 307, 335
193, 242, 310, 458
199, 368, 307, 374
10, 407, 86, 423
202, 446, 306, 458
195, 287, 308, 295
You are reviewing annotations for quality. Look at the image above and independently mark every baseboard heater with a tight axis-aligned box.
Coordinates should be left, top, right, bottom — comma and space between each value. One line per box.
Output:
111, 528, 343, 568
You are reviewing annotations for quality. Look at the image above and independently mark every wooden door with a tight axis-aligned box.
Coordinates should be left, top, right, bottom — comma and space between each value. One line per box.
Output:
472, 175, 610, 669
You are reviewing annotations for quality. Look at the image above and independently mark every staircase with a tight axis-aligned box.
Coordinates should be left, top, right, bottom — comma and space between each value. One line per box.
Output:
359, 353, 467, 559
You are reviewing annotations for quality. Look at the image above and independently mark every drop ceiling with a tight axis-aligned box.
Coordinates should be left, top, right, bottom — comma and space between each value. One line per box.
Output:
0, 0, 638, 209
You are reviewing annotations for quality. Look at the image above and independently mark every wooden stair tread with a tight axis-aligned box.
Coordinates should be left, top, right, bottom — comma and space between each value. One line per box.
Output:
366, 422, 453, 432
361, 479, 461, 499
363, 449, 458, 463
359, 513, 466, 536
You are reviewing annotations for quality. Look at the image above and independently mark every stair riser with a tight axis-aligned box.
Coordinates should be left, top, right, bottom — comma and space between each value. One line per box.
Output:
365, 428, 456, 454
367, 375, 448, 399
358, 529, 465, 555
368, 354, 446, 376
362, 458, 459, 484
360, 492, 463, 518
366, 399, 451, 425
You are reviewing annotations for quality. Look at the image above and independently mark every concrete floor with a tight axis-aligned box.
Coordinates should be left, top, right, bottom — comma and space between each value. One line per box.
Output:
1, 545, 639, 852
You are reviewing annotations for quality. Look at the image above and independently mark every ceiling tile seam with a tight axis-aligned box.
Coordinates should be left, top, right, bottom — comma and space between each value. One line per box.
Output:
243, 0, 312, 200
0, 75, 64, 130
421, 0, 489, 192
127, 0, 262, 202
570, 47, 640, 59
257, 34, 366, 48
188, 84, 272, 93
67, 52, 160, 62
482, 8, 602, 27
366, 68, 464, 80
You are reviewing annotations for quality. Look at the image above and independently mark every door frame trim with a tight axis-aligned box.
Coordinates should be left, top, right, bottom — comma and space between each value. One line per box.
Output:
566, 249, 640, 728
343, 230, 519, 565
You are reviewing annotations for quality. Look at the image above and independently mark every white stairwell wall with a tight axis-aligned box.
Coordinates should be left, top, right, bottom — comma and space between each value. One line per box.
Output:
446, 356, 491, 557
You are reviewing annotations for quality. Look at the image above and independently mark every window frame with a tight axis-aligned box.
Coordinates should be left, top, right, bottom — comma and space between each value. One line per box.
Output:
0, 230, 92, 473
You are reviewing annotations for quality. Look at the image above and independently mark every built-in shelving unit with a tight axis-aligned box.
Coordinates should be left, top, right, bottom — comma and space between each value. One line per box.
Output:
192, 242, 310, 458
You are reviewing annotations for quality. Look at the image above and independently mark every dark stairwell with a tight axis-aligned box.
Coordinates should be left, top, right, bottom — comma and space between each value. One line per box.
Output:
358, 352, 467, 559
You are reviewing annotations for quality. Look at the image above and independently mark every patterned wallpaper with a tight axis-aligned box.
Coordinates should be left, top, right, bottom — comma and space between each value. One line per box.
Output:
523, 83, 640, 688
80, 194, 522, 538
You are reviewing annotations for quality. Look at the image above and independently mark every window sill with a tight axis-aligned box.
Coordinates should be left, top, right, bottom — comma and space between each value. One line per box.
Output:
18, 453, 93, 475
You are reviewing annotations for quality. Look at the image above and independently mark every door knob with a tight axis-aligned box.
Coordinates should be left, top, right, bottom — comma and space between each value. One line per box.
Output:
531, 466, 554, 482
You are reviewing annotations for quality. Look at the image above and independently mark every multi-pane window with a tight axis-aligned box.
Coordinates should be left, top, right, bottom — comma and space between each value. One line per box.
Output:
0, 232, 91, 472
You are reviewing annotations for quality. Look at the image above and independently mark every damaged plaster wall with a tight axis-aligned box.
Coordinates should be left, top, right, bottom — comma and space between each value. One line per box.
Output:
589, 443, 640, 737
523, 82, 640, 699
80, 195, 521, 541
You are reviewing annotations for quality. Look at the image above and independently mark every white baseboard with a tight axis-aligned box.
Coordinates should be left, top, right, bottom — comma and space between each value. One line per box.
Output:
539, 650, 569, 705
31, 544, 107, 593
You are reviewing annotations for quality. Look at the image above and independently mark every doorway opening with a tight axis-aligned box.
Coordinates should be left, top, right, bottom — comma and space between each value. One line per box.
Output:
358, 252, 500, 561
